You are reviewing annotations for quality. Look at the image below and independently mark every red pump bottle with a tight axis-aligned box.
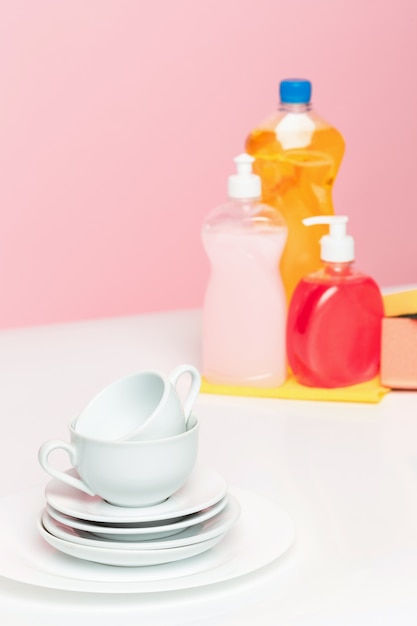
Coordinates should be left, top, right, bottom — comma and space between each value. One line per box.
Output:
286, 216, 384, 388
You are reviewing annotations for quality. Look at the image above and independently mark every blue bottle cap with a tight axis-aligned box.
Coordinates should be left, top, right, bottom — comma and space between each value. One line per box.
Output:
280, 79, 312, 104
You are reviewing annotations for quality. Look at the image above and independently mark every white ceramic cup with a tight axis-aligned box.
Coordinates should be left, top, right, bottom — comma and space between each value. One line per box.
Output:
74, 364, 201, 441
38, 415, 199, 508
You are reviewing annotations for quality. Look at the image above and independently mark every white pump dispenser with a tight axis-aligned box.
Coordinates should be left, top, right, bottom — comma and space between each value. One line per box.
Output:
303, 215, 355, 263
227, 153, 261, 200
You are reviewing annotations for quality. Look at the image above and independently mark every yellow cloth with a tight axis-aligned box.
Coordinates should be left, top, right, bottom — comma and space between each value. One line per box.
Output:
200, 374, 390, 403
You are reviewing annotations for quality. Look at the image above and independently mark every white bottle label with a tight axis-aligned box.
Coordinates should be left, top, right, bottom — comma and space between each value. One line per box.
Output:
275, 113, 315, 149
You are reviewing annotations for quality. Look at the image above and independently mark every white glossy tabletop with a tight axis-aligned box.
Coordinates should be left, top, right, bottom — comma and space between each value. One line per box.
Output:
0, 309, 416, 625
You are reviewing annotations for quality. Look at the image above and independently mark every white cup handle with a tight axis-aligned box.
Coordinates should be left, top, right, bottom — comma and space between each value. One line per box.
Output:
38, 440, 95, 496
168, 364, 201, 425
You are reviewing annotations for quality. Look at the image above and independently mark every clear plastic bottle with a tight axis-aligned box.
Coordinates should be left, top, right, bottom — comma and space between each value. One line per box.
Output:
245, 78, 345, 303
286, 216, 384, 388
202, 154, 288, 387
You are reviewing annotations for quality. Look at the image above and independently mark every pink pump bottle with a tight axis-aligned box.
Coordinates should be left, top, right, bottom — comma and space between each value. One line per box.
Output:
286, 216, 384, 388
202, 154, 287, 388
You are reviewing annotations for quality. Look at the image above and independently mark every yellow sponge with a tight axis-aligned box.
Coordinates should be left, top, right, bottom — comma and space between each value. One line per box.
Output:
382, 285, 417, 317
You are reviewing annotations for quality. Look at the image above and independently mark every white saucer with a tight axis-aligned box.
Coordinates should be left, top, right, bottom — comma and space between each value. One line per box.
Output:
41, 494, 240, 552
46, 503, 184, 541
0, 484, 296, 593
46, 495, 228, 543
45, 464, 227, 523
38, 518, 229, 567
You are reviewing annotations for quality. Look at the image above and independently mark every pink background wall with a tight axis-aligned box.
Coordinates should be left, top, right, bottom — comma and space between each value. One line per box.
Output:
0, 0, 416, 329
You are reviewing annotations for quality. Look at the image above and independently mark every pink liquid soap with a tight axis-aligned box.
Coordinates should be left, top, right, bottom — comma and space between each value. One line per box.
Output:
203, 228, 287, 387
286, 265, 384, 387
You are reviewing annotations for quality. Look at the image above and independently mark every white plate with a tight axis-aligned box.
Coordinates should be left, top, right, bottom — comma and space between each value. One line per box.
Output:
41, 494, 240, 551
45, 464, 227, 523
0, 484, 295, 593
38, 518, 229, 567
46, 495, 227, 542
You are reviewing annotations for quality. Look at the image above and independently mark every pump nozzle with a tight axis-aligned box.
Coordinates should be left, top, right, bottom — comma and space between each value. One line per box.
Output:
234, 153, 254, 175
228, 153, 261, 200
303, 215, 354, 262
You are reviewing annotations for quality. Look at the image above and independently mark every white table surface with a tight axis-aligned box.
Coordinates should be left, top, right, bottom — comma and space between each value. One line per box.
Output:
0, 309, 416, 625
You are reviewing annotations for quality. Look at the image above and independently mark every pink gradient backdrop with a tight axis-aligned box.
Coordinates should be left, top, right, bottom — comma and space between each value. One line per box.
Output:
0, 0, 416, 329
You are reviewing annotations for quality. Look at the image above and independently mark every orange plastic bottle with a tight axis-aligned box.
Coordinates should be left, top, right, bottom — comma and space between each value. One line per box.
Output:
245, 78, 345, 303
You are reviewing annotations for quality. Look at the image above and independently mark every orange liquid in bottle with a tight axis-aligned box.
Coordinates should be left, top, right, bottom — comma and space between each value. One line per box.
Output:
246, 100, 345, 303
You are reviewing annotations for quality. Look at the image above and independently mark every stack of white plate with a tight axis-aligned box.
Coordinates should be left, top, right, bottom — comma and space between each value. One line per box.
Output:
37, 465, 241, 567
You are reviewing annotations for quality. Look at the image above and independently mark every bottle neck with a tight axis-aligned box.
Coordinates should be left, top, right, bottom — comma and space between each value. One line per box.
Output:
323, 261, 354, 277
279, 102, 311, 113
229, 196, 261, 205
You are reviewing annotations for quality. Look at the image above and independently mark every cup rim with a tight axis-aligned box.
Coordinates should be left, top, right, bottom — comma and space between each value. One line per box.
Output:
70, 413, 199, 445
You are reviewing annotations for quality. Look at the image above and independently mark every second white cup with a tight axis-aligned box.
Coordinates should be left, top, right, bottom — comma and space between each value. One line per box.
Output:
74, 364, 201, 441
